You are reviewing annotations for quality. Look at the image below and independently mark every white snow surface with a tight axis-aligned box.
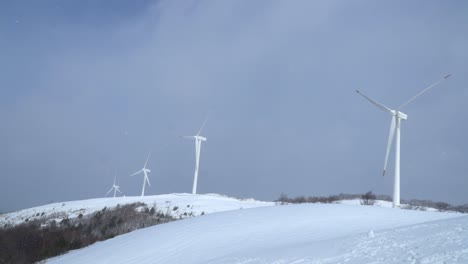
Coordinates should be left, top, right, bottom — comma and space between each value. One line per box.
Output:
48, 203, 468, 264
0, 193, 274, 227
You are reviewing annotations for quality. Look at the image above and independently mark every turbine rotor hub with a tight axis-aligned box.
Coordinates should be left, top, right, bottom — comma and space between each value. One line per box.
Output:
196, 136, 207, 141
395, 111, 408, 120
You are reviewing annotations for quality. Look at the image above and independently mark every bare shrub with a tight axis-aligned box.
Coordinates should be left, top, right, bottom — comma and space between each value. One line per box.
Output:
360, 191, 376, 206
276, 194, 344, 204
401, 204, 426, 211
276, 193, 289, 205
448, 204, 468, 213
434, 202, 450, 212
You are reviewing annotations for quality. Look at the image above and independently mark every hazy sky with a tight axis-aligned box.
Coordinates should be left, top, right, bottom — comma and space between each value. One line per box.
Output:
1, 0, 467, 212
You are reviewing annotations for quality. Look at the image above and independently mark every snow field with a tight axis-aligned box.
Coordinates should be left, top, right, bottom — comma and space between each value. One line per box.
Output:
48, 203, 466, 264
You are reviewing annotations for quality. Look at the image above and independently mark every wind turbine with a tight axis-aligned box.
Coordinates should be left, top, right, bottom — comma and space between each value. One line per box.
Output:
183, 119, 207, 195
356, 74, 451, 207
105, 176, 121, 198
130, 152, 151, 196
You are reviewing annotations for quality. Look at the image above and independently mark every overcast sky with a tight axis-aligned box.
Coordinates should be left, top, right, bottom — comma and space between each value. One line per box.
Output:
1, 0, 467, 212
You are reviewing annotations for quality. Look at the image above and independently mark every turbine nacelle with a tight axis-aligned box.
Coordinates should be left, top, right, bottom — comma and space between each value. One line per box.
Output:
195, 136, 207, 141
391, 110, 407, 120
183, 135, 207, 141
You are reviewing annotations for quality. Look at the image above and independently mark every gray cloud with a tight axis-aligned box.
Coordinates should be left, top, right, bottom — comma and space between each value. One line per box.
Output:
1, 1, 467, 212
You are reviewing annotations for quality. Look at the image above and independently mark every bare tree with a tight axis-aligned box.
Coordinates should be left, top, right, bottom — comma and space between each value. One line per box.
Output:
360, 191, 376, 206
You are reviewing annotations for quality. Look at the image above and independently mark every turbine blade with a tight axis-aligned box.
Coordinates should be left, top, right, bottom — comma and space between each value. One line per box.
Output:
146, 175, 151, 187
144, 151, 151, 168
116, 187, 121, 193
130, 170, 142, 177
398, 74, 452, 109
196, 117, 208, 136
105, 187, 113, 196
356, 90, 393, 114
383, 116, 397, 176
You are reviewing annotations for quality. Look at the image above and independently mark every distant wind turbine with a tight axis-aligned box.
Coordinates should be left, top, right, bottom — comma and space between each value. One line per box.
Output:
105, 176, 121, 198
130, 152, 151, 196
356, 74, 451, 207
183, 119, 207, 195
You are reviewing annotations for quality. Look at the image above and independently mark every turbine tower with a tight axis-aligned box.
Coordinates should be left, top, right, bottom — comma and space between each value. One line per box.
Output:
130, 152, 151, 196
356, 74, 451, 207
183, 119, 207, 195
105, 176, 121, 198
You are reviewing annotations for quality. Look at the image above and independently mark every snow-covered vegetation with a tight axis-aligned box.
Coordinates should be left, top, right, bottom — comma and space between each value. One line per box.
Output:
0, 202, 175, 263
0, 193, 274, 228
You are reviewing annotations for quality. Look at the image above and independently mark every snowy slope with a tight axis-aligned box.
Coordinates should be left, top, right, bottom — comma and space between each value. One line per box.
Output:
0, 193, 274, 227
47, 203, 467, 264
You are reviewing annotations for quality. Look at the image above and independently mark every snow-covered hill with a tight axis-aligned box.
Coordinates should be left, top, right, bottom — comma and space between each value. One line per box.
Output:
48, 203, 467, 264
0, 193, 274, 227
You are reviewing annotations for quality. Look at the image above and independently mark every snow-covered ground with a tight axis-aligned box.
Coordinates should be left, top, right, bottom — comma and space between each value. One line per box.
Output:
48, 203, 467, 264
0, 193, 274, 227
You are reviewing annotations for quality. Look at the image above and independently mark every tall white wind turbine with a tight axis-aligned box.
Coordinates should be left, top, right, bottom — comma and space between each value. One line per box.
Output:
105, 176, 122, 198
130, 152, 151, 196
356, 74, 451, 207
183, 119, 207, 195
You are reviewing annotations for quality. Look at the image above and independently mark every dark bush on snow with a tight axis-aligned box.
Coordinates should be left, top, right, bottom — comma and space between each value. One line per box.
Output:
276, 193, 344, 205
360, 191, 376, 206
